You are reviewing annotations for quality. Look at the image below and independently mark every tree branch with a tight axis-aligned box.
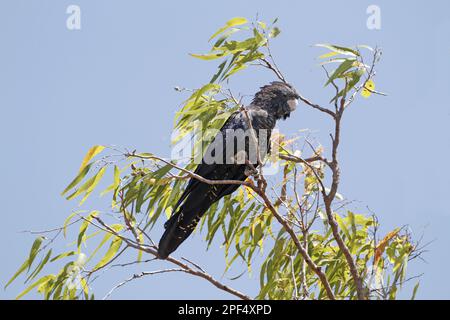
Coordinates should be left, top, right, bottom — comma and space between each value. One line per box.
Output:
124, 150, 336, 299
103, 269, 187, 300
254, 189, 335, 300
90, 216, 252, 300
320, 98, 367, 300
126, 153, 254, 189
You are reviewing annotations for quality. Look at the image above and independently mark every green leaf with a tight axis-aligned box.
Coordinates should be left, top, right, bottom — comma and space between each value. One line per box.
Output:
411, 281, 420, 300
50, 251, 76, 263
212, 28, 241, 49
66, 167, 107, 204
190, 53, 225, 61
319, 58, 347, 66
315, 44, 359, 57
79, 145, 105, 173
94, 237, 123, 270
63, 211, 83, 238
27, 236, 44, 271
135, 152, 153, 158
61, 163, 92, 196
5, 259, 30, 289
269, 27, 281, 38
209, 17, 248, 41
137, 231, 144, 262
26, 249, 52, 283
318, 51, 340, 59
87, 224, 124, 264
15, 275, 54, 300
194, 83, 221, 105
330, 69, 364, 103
325, 59, 356, 86
80, 277, 89, 299
225, 17, 248, 27
356, 44, 374, 52
77, 211, 99, 250
210, 60, 227, 84
80, 166, 107, 205
223, 64, 247, 80
101, 165, 121, 196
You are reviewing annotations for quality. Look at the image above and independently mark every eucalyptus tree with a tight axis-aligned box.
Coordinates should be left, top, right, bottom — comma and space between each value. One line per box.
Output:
7, 17, 422, 300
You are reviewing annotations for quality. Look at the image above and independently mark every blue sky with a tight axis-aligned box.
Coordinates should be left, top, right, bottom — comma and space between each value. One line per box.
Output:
1, 0, 449, 299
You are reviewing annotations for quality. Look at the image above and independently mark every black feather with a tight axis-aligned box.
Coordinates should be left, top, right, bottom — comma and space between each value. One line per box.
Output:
158, 82, 299, 259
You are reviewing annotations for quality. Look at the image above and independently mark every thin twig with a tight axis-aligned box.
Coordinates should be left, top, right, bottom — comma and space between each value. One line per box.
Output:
90, 216, 252, 300
103, 269, 187, 300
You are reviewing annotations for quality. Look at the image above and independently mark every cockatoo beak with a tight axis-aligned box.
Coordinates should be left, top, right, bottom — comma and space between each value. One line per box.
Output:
288, 99, 299, 112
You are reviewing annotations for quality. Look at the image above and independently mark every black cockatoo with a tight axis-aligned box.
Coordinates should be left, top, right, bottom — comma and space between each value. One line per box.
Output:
158, 81, 300, 258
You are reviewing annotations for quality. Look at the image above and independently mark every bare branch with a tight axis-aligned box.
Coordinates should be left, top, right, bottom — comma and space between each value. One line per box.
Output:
298, 94, 336, 118
127, 146, 335, 299
88, 216, 252, 300
103, 269, 187, 300
259, 57, 287, 83
318, 85, 367, 300
254, 189, 336, 300
126, 153, 254, 189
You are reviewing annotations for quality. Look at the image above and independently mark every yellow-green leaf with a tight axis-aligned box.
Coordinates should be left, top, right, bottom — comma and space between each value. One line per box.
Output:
50, 251, 76, 262
63, 211, 84, 238
61, 163, 92, 196
87, 224, 124, 264
27, 236, 44, 271
5, 259, 30, 289
67, 166, 106, 205
94, 237, 123, 270
79, 145, 105, 173
101, 165, 120, 196
269, 27, 281, 38
26, 249, 52, 282
361, 79, 375, 98
77, 211, 99, 250
189, 53, 225, 61
80, 277, 89, 299
226, 17, 248, 27
315, 44, 359, 57
137, 231, 144, 262
209, 17, 248, 41
411, 281, 420, 300
15, 275, 54, 300
318, 51, 340, 59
